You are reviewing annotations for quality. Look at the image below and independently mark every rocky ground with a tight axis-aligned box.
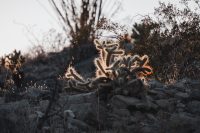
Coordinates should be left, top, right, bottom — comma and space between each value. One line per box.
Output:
0, 45, 200, 133
0, 78, 199, 133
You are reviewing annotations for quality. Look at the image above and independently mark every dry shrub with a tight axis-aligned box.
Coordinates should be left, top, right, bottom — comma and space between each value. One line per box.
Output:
0, 50, 25, 95
131, 0, 200, 83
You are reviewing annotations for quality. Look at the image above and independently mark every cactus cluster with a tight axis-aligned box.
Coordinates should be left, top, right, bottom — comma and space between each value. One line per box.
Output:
64, 39, 153, 96
1, 50, 25, 88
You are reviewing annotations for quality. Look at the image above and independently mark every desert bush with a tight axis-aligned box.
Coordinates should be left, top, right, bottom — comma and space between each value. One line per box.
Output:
96, 17, 128, 38
0, 50, 25, 91
131, 0, 200, 83
27, 29, 67, 60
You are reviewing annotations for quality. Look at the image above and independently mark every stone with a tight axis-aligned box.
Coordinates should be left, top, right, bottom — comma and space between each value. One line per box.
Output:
190, 89, 200, 101
148, 79, 164, 89
0, 100, 31, 133
146, 114, 157, 121
187, 100, 200, 114
156, 99, 170, 109
175, 92, 189, 99
111, 95, 158, 113
189, 80, 200, 90
133, 102, 158, 113
112, 108, 131, 118
69, 103, 94, 121
167, 113, 200, 133
39, 100, 49, 111
148, 89, 168, 100
64, 110, 75, 119
111, 95, 140, 109
68, 102, 108, 129
67, 92, 96, 104
67, 118, 90, 132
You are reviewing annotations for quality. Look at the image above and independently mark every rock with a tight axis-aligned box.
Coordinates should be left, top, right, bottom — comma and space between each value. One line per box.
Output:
111, 95, 140, 109
190, 89, 200, 101
60, 92, 96, 105
111, 95, 158, 113
189, 80, 200, 90
69, 102, 108, 129
69, 103, 94, 120
163, 88, 177, 97
42, 126, 51, 133
187, 100, 200, 114
148, 89, 168, 100
39, 100, 49, 111
167, 113, 200, 133
156, 99, 170, 109
0, 97, 4, 104
0, 100, 32, 133
124, 79, 145, 97
176, 102, 186, 108
146, 114, 157, 122
35, 111, 44, 118
67, 118, 90, 132
54, 128, 65, 133
175, 92, 189, 99
148, 80, 164, 89
131, 102, 158, 113
112, 108, 131, 118
139, 125, 156, 133
64, 110, 75, 119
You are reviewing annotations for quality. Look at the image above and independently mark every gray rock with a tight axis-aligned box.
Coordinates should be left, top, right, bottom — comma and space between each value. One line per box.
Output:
176, 102, 186, 108
68, 102, 109, 129
139, 125, 156, 133
64, 110, 75, 119
133, 102, 158, 113
167, 113, 200, 133
163, 88, 177, 97
148, 89, 168, 100
190, 89, 200, 101
146, 114, 157, 122
69, 103, 94, 120
189, 80, 200, 90
148, 80, 164, 89
187, 100, 200, 114
39, 100, 49, 111
156, 99, 170, 109
112, 108, 131, 118
60, 92, 96, 105
67, 118, 90, 132
111, 95, 158, 113
175, 92, 189, 99
111, 95, 140, 109
0, 100, 32, 133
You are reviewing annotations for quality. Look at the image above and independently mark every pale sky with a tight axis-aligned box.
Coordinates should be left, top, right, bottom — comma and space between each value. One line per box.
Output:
0, 0, 176, 56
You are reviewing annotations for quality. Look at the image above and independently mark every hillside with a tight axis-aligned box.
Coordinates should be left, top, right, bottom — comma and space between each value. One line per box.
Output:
0, 40, 200, 133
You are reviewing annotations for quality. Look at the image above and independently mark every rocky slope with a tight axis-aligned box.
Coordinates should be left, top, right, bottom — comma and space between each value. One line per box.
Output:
0, 44, 200, 133
0, 78, 199, 133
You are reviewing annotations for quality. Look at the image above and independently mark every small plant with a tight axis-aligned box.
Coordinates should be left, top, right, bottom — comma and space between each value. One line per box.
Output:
64, 39, 152, 98
1, 50, 25, 89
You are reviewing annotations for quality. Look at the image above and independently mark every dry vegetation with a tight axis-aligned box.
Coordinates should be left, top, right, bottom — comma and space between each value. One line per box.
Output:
0, 0, 200, 132
131, 0, 200, 83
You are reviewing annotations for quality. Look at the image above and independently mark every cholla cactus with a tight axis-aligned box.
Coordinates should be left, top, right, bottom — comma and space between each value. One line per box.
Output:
2, 50, 25, 72
64, 39, 153, 96
1, 50, 25, 88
